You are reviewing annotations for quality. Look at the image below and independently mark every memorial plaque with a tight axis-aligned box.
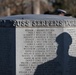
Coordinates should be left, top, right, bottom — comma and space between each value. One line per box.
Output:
0, 15, 76, 75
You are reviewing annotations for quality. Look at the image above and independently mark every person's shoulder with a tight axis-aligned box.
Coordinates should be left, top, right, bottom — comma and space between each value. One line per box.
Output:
68, 55, 76, 66
38, 58, 57, 68
69, 56, 76, 61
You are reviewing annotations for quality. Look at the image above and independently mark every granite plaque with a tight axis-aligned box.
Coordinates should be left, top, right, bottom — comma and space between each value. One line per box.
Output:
0, 15, 76, 75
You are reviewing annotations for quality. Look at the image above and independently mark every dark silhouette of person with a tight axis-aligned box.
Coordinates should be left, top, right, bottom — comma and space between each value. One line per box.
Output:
34, 32, 76, 75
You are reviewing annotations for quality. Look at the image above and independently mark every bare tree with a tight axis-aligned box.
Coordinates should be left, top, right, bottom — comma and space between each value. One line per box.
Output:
0, 0, 54, 16
32, 0, 40, 14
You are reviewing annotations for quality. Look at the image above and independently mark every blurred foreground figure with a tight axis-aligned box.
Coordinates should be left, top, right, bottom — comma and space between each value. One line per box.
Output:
34, 32, 76, 75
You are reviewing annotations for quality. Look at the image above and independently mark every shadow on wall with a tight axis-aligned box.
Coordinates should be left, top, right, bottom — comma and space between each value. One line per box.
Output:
34, 32, 76, 75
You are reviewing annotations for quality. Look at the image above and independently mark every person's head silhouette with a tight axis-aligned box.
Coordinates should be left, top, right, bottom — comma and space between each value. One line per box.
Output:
56, 32, 72, 57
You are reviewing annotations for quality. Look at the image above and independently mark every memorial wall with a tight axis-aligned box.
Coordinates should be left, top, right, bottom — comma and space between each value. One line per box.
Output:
0, 15, 76, 75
